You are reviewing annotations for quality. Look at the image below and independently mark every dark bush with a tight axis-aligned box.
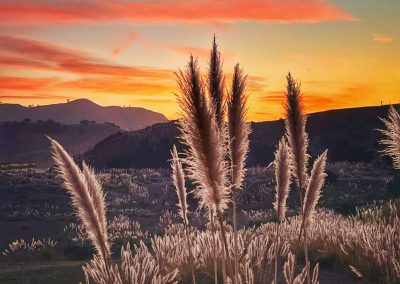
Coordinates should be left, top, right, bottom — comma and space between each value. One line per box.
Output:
64, 245, 95, 261
387, 172, 400, 198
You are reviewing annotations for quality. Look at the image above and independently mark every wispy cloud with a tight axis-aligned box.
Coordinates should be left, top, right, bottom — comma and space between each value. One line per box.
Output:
0, 76, 58, 91
373, 34, 393, 44
261, 83, 375, 114
0, 35, 176, 104
0, 0, 355, 25
60, 77, 174, 95
0, 35, 173, 79
111, 32, 212, 58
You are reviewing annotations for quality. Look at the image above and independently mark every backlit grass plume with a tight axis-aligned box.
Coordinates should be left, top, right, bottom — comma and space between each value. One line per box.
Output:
379, 105, 400, 169
228, 64, 250, 191
208, 35, 225, 127
177, 54, 230, 283
300, 150, 327, 284
227, 63, 250, 284
171, 145, 188, 224
82, 162, 108, 240
273, 138, 291, 284
284, 73, 309, 200
176, 55, 229, 215
170, 144, 196, 283
273, 138, 291, 223
48, 137, 110, 262
302, 150, 328, 225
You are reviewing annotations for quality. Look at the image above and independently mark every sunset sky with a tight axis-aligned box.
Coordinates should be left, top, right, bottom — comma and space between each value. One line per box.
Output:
0, 0, 399, 121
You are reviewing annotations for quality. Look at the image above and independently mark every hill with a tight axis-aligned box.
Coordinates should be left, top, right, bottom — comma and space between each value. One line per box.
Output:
0, 120, 120, 167
82, 105, 396, 169
0, 99, 168, 130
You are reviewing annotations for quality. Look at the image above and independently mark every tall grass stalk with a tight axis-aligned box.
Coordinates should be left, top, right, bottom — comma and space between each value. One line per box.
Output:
209, 209, 219, 284
301, 150, 328, 284
227, 64, 250, 284
284, 73, 309, 205
273, 138, 291, 284
283, 73, 311, 283
170, 145, 196, 284
176, 55, 230, 283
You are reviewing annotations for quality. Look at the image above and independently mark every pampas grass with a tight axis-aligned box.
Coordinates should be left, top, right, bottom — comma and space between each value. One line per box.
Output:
301, 150, 327, 284
48, 137, 110, 262
227, 63, 250, 284
228, 64, 250, 192
284, 73, 309, 202
283, 252, 307, 284
273, 138, 291, 284
50, 138, 177, 283
44, 39, 351, 284
208, 35, 225, 128
283, 74, 328, 284
273, 138, 291, 223
176, 55, 230, 282
176, 56, 229, 215
302, 150, 328, 226
379, 105, 400, 169
170, 145, 196, 283
171, 145, 188, 225
82, 162, 108, 242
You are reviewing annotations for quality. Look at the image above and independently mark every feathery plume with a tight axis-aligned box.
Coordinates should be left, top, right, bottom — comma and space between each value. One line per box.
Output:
273, 138, 291, 222
228, 63, 250, 284
208, 35, 225, 127
82, 162, 108, 240
170, 145, 188, 225
48, 137, 110, 261
227, 63, 251, 191
379, 105, 400, 169
284, 73, 309, 193
176, 55, 229, 214
302, 150, 328, 225
284, 252, 307, 284
177, 54, 230, 283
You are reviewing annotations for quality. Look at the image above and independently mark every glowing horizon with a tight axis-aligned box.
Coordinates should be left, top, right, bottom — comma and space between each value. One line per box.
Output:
0, 0, 399, 121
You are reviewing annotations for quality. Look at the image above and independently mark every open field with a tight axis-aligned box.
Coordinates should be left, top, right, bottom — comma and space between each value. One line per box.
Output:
0, 163, 397, 283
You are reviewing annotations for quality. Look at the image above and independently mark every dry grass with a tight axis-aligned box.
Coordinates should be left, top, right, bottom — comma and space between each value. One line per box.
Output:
379, 105, 400, 169
44, 40, 400, 284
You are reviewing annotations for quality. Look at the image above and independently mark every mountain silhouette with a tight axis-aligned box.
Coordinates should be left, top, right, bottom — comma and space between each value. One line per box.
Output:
0, 99, 168, 130
82, 105, 396, 169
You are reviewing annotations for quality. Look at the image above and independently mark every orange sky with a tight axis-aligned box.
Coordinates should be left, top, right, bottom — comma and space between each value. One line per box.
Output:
0, 0, 399, 121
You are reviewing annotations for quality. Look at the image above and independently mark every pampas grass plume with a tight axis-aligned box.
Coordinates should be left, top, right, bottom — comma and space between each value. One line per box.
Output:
176, 56, 229, 214
48, 137, 110, 261
284, 73, 309, 192
228, 63, 250, 191
273, 138, 291, 222
379, 105, 400, 169
302, 150, 328, 225
171, 145, 188, 225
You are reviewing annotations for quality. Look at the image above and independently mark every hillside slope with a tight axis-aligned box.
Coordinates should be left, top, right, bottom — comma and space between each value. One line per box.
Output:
0, 120, 120, 167
83, 105, 396, 168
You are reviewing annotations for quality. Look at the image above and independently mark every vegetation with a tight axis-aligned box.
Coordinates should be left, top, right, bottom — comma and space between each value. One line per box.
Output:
1, 40, 399, 284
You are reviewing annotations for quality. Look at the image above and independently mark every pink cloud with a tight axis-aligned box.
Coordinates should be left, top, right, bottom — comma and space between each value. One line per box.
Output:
0, 76, 58, 91
111, 32, 212, 58
0, 35, 173, 79
0, 0, 355, 25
